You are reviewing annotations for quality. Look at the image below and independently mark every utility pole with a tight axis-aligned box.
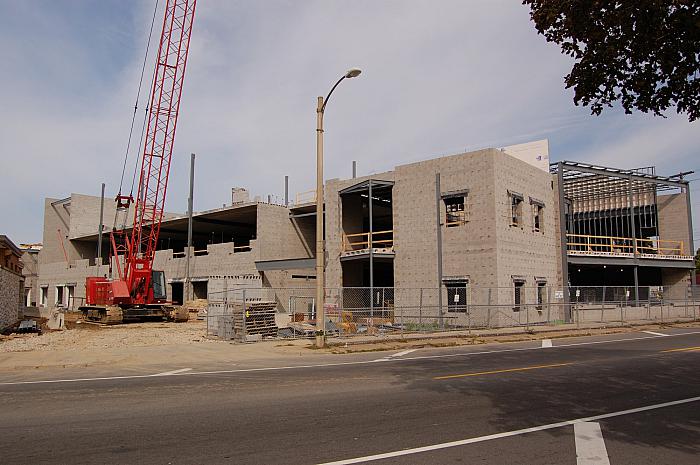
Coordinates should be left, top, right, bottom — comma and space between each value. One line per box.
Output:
435, 173, 444, 328
185, 153, 195, 303
314, 68, 362, 348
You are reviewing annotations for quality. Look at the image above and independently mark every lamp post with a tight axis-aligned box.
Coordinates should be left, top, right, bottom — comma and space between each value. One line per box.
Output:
315, 68, 362, 348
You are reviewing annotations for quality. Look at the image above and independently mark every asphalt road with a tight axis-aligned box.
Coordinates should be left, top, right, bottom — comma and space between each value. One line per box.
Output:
1, 329, 699, 464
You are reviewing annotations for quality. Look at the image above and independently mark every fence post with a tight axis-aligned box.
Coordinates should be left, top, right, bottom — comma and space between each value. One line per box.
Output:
467, 306, 471, 336
399, 290, 403, 336
526, 301, 530, 332
418, 288, 423, 327
576, 298, 580, 330
242, 289, 247, 341
620, 299, 624, 326
487, 288, 492, 329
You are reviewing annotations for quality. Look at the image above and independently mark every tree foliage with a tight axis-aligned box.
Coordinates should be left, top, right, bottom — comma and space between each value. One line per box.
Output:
523, 0, 700, 121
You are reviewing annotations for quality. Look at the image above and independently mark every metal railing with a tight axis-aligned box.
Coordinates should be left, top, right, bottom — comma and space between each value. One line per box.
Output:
203, 285, 700, 342
342, 230, 394, 252
566, 234, 688, 258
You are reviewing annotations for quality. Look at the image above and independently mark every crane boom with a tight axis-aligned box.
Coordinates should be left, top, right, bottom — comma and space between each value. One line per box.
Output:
84, 0, 196, 316
125, 0, 197, 301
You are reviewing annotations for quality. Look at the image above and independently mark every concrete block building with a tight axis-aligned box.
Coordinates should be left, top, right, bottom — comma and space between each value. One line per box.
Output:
28, 139, 695, 319
1, 235, 24, 329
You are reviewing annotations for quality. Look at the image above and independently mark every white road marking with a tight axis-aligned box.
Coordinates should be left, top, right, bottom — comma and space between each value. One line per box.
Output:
542, 339, 553, 348
642, 330, 668, 337
154, 368, 192, 376
373, 349, 419, 362
315, 396, 700, 465
575, 422, 610, 465
390, 349, 418, 358
2, 330, 699, 387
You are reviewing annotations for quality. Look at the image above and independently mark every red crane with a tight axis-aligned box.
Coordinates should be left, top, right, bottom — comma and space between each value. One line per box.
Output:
83, 0, 196, 323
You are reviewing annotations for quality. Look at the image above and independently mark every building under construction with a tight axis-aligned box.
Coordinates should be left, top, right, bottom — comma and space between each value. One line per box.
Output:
25, 139, 695, 316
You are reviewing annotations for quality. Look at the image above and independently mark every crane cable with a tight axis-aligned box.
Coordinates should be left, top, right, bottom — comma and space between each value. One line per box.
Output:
114, 0, 160, 230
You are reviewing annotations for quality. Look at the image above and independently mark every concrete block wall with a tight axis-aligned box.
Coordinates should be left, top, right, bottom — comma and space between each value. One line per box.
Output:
324, 148, 560, 310
492, 150, 559, 304
657, 192, 691, 254
35, 259, 105, 309
21, 250, 40, 306
394, 149, 499, 293
256, 203, 314, 261
0, 267, 23, 328
41, 198, 73, 265
662, 268, 691, 300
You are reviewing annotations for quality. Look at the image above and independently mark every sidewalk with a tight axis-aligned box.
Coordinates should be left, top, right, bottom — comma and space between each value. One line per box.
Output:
1, 318, 698, 372
324, 318, 700, 353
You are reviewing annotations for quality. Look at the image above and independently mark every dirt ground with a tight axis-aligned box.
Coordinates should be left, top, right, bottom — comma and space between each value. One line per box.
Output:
0, 319, 216, 353
3, 312, 699, 357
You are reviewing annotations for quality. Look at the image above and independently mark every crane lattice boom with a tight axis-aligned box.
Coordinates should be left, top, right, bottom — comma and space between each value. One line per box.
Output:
123, 0, 196, 300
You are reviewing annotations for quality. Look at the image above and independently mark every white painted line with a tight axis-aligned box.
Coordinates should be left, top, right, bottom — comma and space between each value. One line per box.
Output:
0, 360, 394, 386
396, 330, 700, 364
3, 330, 700, 387
390, 349, 418, 358
575, 422, 610, 465
316, 396, 700, 465
542, 339, 553, 348
154, 368, 192, 376
642, 331, 668, 337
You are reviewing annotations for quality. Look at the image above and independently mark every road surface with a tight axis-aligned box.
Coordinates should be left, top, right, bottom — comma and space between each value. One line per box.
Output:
1, 329, 699, 464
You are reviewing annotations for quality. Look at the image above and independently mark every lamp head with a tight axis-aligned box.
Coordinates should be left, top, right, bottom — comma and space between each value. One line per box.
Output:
345, 68, 362, 78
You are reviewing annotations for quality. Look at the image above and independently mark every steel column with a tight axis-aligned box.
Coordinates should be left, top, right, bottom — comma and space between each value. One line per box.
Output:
685, 182, 696, 284
557, 163, 571, 321
369, 179, 374, 320
435, 173, 444, 328
185, 153, 195, 303
97, 183, 105, 267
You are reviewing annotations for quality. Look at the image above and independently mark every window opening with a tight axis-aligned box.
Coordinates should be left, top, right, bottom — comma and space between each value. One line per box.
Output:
55, 286, 65, 307
444, 196, 466, 227
40, 286, 48, 307
536, 282, 546, 309
513, 280, 525, 311
510, 192, 523, 227
532, 203, 544, 232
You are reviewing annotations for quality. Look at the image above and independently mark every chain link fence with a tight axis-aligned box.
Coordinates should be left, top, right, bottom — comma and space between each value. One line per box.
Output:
203, 285, 700, 342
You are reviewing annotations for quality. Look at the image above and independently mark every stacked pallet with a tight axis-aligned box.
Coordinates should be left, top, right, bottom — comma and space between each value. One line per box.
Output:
228, 301, 278, 339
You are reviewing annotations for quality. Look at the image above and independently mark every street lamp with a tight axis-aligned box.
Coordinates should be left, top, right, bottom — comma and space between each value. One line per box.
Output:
315, 68, 362, 348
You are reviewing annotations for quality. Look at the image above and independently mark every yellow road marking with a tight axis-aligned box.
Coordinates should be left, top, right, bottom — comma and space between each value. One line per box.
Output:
433, 362, 573, 380
661, 346, 700, 353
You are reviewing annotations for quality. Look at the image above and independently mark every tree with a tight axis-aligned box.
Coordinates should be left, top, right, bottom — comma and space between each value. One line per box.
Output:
522, 1, 700, 121
695, 247, 700, 272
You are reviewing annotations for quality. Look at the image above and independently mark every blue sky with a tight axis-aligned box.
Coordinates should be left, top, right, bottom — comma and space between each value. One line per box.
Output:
1, 0, 698, 246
